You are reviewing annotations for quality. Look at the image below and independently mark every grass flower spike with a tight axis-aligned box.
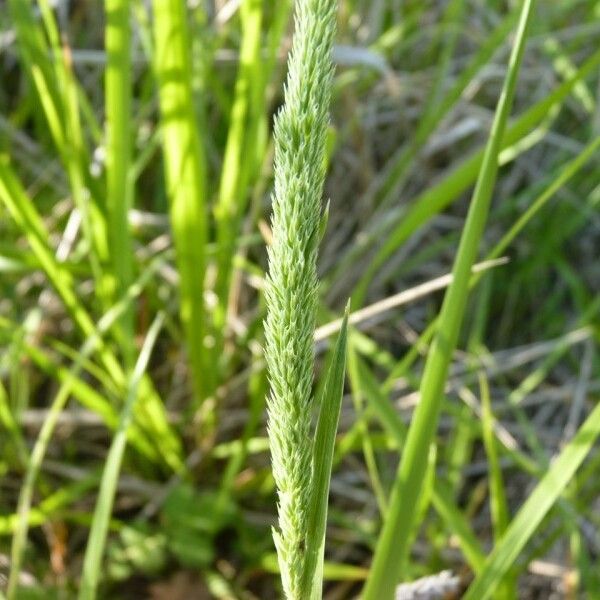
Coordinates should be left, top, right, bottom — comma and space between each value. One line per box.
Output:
263, 0, 338, 597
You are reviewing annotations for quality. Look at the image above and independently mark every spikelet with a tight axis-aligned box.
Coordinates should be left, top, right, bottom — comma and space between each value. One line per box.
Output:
263, 0, 337, 597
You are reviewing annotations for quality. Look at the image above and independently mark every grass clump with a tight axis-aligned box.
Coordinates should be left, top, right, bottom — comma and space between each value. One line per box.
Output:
3, 0, 600, 598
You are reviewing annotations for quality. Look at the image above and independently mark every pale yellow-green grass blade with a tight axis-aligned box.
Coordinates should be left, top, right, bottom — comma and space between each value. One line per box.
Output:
9, 0, 109, 294
6, 273, 162, 599
152, 0, 211, 403
0, 157, 182, 470
214, 0, 265, 339
105, 0, 136, 361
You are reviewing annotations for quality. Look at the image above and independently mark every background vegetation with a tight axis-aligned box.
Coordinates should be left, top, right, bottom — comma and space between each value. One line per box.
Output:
1, 0, 599, 598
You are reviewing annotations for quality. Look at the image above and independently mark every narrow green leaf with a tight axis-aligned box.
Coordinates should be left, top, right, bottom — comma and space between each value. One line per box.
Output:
355, 357, 486, 574
347, 337, 387, 515
79, 314, 165, 600
9, 0, 109, 296
6, 274, 161, 599
302, 308, 349, 599
362, 2, 537, 597
152, 0, 210, 403
464, 398, 600, 600
213, 0, 266, 343
261, 553, 369, 581
478, 372, 513, 598
430, 481, 486, 574
105, 0, 135, 361
479, 374, 509, 540
0, 159, 182, 470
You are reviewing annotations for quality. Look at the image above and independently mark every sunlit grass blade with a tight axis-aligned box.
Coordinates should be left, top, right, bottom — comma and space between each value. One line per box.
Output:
362, 1, 536, 597
543, 37, 594, 114
9, 0, 109, 295
152, 0, 210, 403
7, 0, 64, 145
260, 552, 369, 582
464, 398, 600, 600
79, 314, 164, 600
0, 261, 169, 462
214, 0, 265, 339
0, 157, 100, 353
105, 0, 135, 360
301, 309, 348, 599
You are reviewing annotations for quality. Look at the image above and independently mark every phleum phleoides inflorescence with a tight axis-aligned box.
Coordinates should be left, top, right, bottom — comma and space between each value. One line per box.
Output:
263, 0, 338, 597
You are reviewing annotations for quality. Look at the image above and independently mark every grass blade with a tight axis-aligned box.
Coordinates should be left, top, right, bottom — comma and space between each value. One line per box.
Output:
464, 398, 600, 600
78, 314, 164, 600
478, 372, 513, 598
301, 309, 349, 599
362, 1, 537, 596
482, 133, 600, 266
152, 0, 210, 403
355, 356, 486, 574
9, 0, 109, 297
214, 0, 265, 339
479, 374, 509, 540
105, 0, 135, 359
